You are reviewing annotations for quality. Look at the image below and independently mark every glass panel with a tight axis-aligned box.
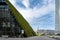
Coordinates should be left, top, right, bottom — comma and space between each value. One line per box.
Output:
0, 0, 5, 2
2, 22, 6, 27
0, 1, 22, 36
7, 22, 10, 27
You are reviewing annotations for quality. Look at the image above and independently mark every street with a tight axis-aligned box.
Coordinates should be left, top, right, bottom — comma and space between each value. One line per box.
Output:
0, 36, 56, 40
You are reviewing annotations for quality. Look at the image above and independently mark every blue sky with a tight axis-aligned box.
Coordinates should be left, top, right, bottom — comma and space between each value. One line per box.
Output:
9, 0, 55, 31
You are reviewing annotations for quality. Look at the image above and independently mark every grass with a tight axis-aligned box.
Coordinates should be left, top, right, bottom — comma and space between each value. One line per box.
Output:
36, 33, 44, 36
5, 0, 36, 37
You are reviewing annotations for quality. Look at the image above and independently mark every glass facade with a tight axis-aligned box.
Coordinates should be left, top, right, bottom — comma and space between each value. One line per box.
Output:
0, 0, 22, 37
55, 0, 60, 34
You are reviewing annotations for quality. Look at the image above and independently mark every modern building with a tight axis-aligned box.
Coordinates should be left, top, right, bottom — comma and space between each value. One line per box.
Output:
55, 0, 60, 34
0, 0, 36, 37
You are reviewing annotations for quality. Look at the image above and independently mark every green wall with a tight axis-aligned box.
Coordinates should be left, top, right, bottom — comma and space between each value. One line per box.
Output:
5, 0, 36, 37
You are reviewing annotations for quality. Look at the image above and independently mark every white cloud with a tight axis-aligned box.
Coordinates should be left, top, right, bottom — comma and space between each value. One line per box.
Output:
9, 0, 55, 31
43, 0, 55, 5
16, 1, 55, 23
22, 0, 29, 8
9, 0, 55, 22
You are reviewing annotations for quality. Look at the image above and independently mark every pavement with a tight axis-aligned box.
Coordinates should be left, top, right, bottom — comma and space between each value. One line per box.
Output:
52, 36, 60, 40
0, 36, 56, 40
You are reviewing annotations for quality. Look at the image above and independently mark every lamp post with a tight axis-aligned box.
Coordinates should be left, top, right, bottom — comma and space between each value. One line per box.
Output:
37, 26, 39, 33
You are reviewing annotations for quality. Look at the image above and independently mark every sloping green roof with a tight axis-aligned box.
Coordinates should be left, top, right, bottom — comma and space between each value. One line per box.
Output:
5, 0, 36, 37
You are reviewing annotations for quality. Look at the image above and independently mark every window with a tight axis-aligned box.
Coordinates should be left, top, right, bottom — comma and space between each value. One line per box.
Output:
0, 0, 5, 2
7, 22, 10, 27
2, 22, 6, 27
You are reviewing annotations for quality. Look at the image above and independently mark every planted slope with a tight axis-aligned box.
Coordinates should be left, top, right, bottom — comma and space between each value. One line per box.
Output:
5, 0, 36, 37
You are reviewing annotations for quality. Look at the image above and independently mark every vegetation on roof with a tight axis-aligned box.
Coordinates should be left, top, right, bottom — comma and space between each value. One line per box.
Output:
5, 0, 36, 37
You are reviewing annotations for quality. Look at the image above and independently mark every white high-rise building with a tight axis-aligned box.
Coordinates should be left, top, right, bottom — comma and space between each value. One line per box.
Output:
55, 0, 60, 34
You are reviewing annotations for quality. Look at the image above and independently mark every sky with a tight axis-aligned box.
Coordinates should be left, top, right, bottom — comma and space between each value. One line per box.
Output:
9, 0, 55, 31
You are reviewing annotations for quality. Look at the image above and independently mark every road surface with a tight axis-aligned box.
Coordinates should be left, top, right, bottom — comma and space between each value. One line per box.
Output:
0, 36, 56, 40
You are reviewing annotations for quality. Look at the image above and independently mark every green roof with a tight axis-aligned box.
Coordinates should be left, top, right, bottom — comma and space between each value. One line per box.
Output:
5, 0, 36, 37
